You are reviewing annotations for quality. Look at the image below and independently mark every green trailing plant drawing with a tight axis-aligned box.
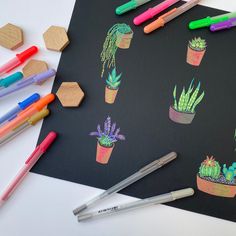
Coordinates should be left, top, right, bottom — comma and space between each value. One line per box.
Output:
173, 79, 205, 113
189, 37, 207, 51
106, 68, 122, 89
100, 23, 132, 77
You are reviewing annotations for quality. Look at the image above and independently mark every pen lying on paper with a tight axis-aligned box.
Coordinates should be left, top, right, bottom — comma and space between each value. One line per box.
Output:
0, 131, 57, 206
77, 188, 194, 222
73, 152, 177, 215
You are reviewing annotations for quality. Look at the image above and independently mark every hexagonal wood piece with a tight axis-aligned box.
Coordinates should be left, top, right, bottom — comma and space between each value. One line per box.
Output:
56, 82, 84, 107
0, 23, 23, 50
43, 26, 69, 52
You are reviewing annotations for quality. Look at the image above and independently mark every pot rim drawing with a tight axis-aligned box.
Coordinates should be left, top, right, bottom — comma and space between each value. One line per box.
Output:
186, 37, 207, 66
105, 68, 122, 104
90, 116, 125, 164
169, 79, 205, 125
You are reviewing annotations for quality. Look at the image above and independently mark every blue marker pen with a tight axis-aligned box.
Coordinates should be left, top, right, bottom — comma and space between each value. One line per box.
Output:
0, 72, 23, 89
0, 93, 40, 125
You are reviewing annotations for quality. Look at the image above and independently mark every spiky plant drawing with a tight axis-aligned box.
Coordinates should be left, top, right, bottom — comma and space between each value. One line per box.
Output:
169, 79, 205, 124
105, 68, 122, 104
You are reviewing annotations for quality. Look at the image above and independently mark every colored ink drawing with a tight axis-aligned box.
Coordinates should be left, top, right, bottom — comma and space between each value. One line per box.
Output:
100, 23, 133, 77
187, 37, 207, 66
90, 116, 125, 164
197, 156, 236, 198
169, 79, 205, 124
105, 68, 122, 104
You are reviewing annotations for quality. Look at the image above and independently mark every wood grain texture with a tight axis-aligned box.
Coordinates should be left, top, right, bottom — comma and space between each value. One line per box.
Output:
0, 23, 23, 50
43, 26, 69, 52
56, 82, 84, 107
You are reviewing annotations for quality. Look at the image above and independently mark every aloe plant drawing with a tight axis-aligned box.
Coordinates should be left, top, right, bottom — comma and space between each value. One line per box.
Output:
187, 37, 207, 66
100, 23, 133, 77
169, 79, 205, 124
105, 68, 122, 104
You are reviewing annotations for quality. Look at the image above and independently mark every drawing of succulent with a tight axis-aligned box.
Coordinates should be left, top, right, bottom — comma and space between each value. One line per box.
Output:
197, 156, 236, 198
105, 68, 122, 104
169, 79, 205, 124
100, 23, 133, 77
89, 116, 125, 164
186, 37, 207, 66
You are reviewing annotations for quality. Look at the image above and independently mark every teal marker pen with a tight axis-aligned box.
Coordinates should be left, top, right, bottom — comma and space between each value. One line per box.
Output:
116, 0, 152, 15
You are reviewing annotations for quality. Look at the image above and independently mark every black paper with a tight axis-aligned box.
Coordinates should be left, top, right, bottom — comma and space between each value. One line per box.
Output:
32, 0, 236, 222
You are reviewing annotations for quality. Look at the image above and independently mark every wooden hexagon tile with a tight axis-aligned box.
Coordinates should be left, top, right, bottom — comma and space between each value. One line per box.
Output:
56, 82, 84, 107
43, 26, 69, 52
0, 23, 24, 50
22, 59, 49, 85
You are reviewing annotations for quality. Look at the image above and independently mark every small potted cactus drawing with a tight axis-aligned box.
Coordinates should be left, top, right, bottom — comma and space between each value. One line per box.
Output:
187, 37, 207, 66
197, 156, 236, 198
105, 68, 122, 104
89, 116, 125, 164
100, 23, 133, 77
169, 79, 205, 124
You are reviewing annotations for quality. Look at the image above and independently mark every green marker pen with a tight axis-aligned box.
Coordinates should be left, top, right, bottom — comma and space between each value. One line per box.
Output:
189, 12, 236, 29
116, 0, 152, 15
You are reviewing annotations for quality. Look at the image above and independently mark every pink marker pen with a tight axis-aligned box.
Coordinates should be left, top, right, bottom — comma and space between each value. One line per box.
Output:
0, 131, 57, 206
0, 46, 38, 76
133, 0, 181, 25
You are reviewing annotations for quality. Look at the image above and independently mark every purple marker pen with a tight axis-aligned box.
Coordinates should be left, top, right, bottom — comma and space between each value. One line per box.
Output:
210, 18, 236, 32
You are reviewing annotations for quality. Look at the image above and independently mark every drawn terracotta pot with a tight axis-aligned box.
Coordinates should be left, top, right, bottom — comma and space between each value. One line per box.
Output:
116, 30, 133, 49
169, 106, 195, 124
186, 46, 206, 66
96, 141, 114, 164
197, 175, 236, 198
105, 86, 118, 104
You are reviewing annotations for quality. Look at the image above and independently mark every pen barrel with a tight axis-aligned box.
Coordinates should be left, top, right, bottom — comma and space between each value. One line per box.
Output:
78, 193, 174, 222
0, 58, 20, 76
0, 108, 36, 138
0, 106, 21, 125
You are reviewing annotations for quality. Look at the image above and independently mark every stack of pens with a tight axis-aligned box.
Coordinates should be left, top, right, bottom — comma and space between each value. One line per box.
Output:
115, 0, 201, 34
0, 93, 55, 146
188, 12, 236, 32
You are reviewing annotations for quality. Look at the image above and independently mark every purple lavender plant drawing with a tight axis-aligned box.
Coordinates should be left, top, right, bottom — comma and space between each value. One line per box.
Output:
90, 116, 125, 164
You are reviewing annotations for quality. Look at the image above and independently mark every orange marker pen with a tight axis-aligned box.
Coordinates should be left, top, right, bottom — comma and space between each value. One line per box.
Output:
0, 94, 55, 138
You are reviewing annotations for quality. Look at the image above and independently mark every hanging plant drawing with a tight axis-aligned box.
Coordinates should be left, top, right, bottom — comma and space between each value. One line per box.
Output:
89, 116, 125, 164
100, 23, 133, 77
105, 68, 122, 104
169, 79, 205, 124
186, 37, 207, 66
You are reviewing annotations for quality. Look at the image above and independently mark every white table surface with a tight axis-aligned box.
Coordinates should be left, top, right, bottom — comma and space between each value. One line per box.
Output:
0, 1, 236, 235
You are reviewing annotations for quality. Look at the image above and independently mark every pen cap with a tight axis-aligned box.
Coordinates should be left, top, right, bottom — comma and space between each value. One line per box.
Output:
16, 46, 38, 62
18, 93, 40, 110
189, 17, 211, 29
34, 93, 55, 111
171, 188, 194, 200
0, 72, 23, 87
39, 131, 57, 153
116, 0, 137, 15
28, 109, 50, 125
33, 69, 56, 84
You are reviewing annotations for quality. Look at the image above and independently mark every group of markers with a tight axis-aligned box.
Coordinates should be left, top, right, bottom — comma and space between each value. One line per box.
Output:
116, 0, 236, 33
0, 45, 58, 206
0, 46, 56, 146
